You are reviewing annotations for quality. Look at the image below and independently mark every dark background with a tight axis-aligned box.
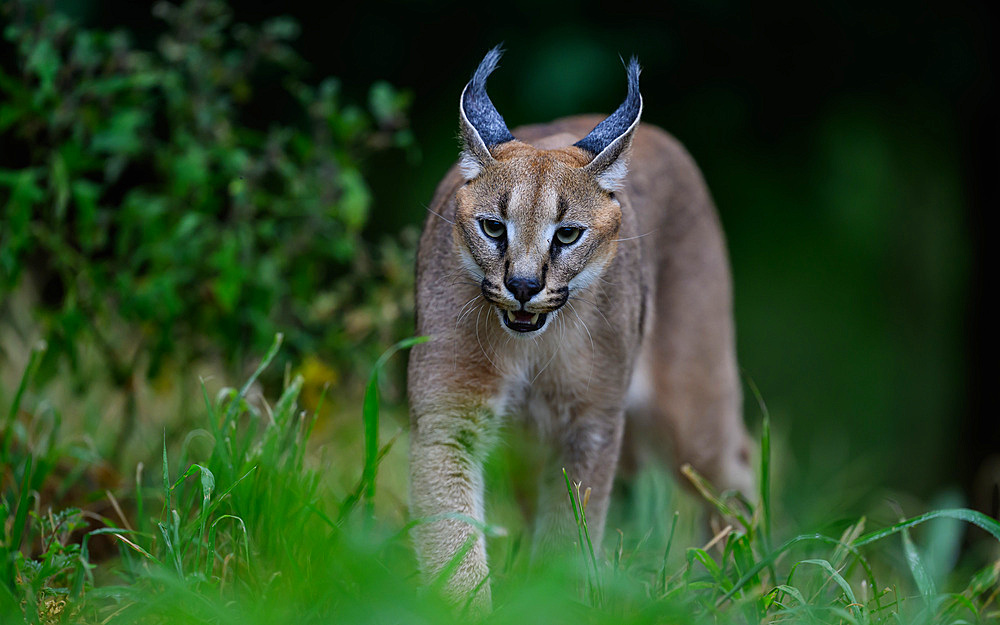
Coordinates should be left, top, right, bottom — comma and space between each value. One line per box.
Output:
64, 0, 995, 518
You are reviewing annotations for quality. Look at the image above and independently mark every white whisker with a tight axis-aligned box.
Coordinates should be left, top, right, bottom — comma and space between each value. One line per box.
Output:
475, 306, 502, 373
567, 301, 595, 393
454, 301, 484, 372
423, 203, 455, 225
456, 295, 481, 329
569, 293, 613, 331
530, 314, 562, 385
611, 229, 655, 242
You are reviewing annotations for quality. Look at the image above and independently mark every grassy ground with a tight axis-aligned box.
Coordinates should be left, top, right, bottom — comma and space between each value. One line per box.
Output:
2, 334, 999, 624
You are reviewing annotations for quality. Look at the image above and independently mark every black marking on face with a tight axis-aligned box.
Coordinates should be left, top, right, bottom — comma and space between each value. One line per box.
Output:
482, 278, 504, 303
557, 196, 568, 221
484, 222, 507, 254
540, 262, 548, 285
498, 190, 510, 220
540, 287, 569, 309
465, 220, 505, 263
577, 235, 600, 258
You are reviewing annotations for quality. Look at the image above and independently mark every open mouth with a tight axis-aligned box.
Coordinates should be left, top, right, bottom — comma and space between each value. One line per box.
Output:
501, 309, 548, 333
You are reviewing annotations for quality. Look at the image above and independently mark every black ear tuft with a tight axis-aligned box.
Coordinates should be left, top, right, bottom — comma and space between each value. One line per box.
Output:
574, 57, 642, 156
462, 46, 515, 148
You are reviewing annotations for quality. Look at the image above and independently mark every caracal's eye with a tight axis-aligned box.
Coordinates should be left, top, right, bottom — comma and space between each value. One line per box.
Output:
555, 226, 583, 245
480, 218, 506, 239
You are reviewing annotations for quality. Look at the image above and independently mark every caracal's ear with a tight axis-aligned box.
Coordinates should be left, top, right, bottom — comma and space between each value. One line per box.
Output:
575, 57, 643, 192
459, 46, 515, 180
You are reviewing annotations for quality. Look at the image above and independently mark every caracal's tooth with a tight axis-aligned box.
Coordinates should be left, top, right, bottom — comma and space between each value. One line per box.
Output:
531, 313, 540, 324
507, 310, 516, 322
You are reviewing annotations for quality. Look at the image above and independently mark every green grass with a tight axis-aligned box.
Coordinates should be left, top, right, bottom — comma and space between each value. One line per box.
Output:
2, 336, 999, 624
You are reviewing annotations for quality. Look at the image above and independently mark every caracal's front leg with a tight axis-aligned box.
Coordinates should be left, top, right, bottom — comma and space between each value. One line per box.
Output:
409, 405, 498, 613
531, 407, 626, 562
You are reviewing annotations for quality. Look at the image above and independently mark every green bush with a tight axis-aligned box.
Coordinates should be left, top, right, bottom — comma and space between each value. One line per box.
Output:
0, 0, 416, 403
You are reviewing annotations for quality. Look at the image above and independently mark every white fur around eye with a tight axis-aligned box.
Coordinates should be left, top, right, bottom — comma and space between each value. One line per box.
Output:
567, 253, 610, 293
458, 246, 485, 281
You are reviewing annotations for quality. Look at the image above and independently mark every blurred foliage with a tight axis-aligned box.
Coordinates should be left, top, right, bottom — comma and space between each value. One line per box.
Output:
3, 338, 999, 623
0, 0, 417, 394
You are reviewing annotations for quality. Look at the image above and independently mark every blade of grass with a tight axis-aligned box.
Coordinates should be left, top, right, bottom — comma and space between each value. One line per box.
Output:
940, 594, 980, 622
273, 373, 303, 429
135, 462, 145, 534
204, 466, 256, 519
686, 547, 729, 589
222, 333, 283, 424
429, 534, 477, 596
771, 584, 809, 610
162, 463, 216, 571
563, 468, 602, 605
207, 515, 250, 581
901, 522, 937, 606
0, 582, 17, 618
4, 456, 34, 588
297, 384, 326, 470
162, 432, 171, 512
86, 529, 161, 564
339, 433, 401, 524
658, 511, 680, 595
746, 375, 776, 582
578, 483, 603, 607
361, 336, 429, 522
853, 509, 1000, 547
157, 520, 183, 576
721, 509, 1000, 607
797, 559, 864, 622
681, 463, 751, 532
201, 376, 236, 483
1, 340, 45, 463
719, 533, 872, 605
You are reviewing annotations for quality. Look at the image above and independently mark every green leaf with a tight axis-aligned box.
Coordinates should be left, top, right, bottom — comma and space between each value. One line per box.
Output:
337, 168, 370, 230
797, 559, 863, 620
26, 38, 60, 95
171, 144, 210, 197
91, 108, 147, 155
72, 179, 102, 251
50, 152, 70, 220
901, 522, 937, 604
162, 433, 171, 510
0, 100, 26, 132
273, 374, 304, 428
361, 336, 429, 522
2, 341, 46, 463
368, 81, 411, 125
853, 509, 1000, 547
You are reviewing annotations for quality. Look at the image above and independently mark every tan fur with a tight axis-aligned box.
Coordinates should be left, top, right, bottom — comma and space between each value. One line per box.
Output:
408, 112, 754, 612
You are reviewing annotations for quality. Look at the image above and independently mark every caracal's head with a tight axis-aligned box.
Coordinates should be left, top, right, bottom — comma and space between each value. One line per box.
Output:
452, 47, 643, 337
